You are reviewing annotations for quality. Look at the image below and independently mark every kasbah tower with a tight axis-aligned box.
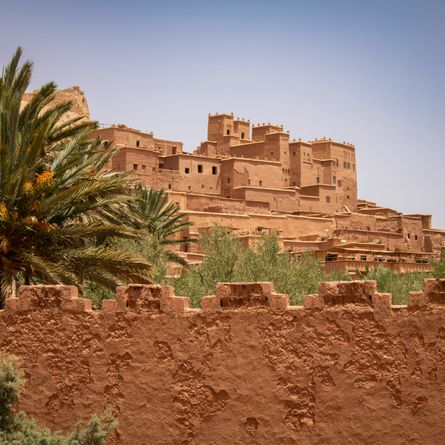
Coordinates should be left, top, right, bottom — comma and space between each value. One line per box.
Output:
37, 87, 445, 274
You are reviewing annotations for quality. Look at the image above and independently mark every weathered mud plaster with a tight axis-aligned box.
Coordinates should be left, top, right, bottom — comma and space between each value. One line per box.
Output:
1, 280, 445, 444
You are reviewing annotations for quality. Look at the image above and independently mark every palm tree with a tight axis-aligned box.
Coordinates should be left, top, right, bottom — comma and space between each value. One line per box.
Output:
129, 186, 195, 267
0, 48, 151, 305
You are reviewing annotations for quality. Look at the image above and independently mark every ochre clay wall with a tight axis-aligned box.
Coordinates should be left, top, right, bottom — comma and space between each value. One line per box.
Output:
424, 229, 445, 253
334, 213, 378, 231
92, 127, 155, 150
333, 228, 405, 250
184, 211, 335, 238
162, 155, 221, 195
232, 187, 299, 213
2, 280, 445, 445
169, 191, 270, 215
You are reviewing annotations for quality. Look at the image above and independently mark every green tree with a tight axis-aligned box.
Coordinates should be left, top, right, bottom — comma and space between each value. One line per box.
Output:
128, 186, 194, 267
0, 356, 116, 445
363, 267, 427, 305
172, 226, 241, 306
431, 256, 445, 279
0, 48, 152, 305
172, 227, 327, 306
85, 187, 194, 306
233, 234, 326, 304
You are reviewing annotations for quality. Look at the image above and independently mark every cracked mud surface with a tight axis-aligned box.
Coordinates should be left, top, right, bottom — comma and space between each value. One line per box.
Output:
2, 291, 445, 444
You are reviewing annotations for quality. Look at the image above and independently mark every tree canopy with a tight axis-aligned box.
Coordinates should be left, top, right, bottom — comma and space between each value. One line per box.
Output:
0, 48, 155, 304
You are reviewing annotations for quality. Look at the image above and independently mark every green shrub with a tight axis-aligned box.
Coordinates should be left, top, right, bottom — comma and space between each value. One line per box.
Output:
431, 258, 445, 279
363, 267, 427, 305
172, 227, 325, 306
172, 226, 436, 307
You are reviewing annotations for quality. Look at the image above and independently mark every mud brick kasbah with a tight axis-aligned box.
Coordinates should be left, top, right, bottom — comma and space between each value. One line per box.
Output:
6, 87, 445, 445
22, 86, 445, 272
86, 100, 445, 274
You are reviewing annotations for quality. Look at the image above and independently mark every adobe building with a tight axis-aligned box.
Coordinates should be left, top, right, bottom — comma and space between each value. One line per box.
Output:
92, 113, 445, 275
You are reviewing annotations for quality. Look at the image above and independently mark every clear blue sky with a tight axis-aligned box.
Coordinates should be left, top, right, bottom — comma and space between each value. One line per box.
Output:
1, 0, 444, 227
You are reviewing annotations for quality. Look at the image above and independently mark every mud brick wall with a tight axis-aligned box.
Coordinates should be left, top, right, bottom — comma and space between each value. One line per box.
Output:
1, 280, 445, 445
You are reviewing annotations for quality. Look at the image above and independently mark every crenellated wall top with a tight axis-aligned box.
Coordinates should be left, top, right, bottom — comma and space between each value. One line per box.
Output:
2, 279, 445, 316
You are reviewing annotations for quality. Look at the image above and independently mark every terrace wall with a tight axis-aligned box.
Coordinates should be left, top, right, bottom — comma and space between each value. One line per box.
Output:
1, 280, 445, 445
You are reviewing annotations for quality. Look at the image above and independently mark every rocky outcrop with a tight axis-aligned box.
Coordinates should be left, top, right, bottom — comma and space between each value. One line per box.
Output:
21, 85, 90, 123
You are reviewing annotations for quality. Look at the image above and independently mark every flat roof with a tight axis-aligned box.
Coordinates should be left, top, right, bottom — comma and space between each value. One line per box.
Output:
289, 140, 312, 146
162, 152, 222, 161
221, 157, 281, 166
183, 210, 334, 223
301, 183, 336, 189
95, 126, 152, 136
311, 139, 356, 149
334, 228, 403, 237
233, 186, 296, 194
153, 137, 183, 145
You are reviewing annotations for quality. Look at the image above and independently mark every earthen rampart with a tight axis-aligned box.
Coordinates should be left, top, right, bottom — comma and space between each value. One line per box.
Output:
2, 280, 445, 444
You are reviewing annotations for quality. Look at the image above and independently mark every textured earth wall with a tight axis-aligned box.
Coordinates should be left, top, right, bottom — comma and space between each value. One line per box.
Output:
1, 280, 445, 445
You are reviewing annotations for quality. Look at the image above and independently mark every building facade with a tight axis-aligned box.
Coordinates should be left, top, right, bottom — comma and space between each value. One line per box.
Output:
91, 114, 445, 274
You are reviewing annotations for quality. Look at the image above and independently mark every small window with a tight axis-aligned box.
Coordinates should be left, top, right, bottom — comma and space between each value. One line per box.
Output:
407, 233, 411, 239
241, 132, 245, 139
415, 235, 418, 240
316, 176, 320, 184
185, 167, 190, 174
227, 178, 230, 184
136, 140, 140, 147
326, 196, 331, 203
333, 175, 336, 184
168, 183, 172, 189
347, 162, 351, 169
270, 152, 273, 156
293, 152, 296, 156
347, 195, 350, 199
201, 184, 205, 189
197, 164, 203, 173
152, 167, 156, 172
227, 129, 230, 135
188, 185, 191, 191
360, 255, 367, 261
248, 179, 251, 185
344, 161, 347, 168
338, 180, 342, 187
212, 166, 217, 175
172, 146, 177, 155
259, 180, 262, 186
133, 164, 138, 170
